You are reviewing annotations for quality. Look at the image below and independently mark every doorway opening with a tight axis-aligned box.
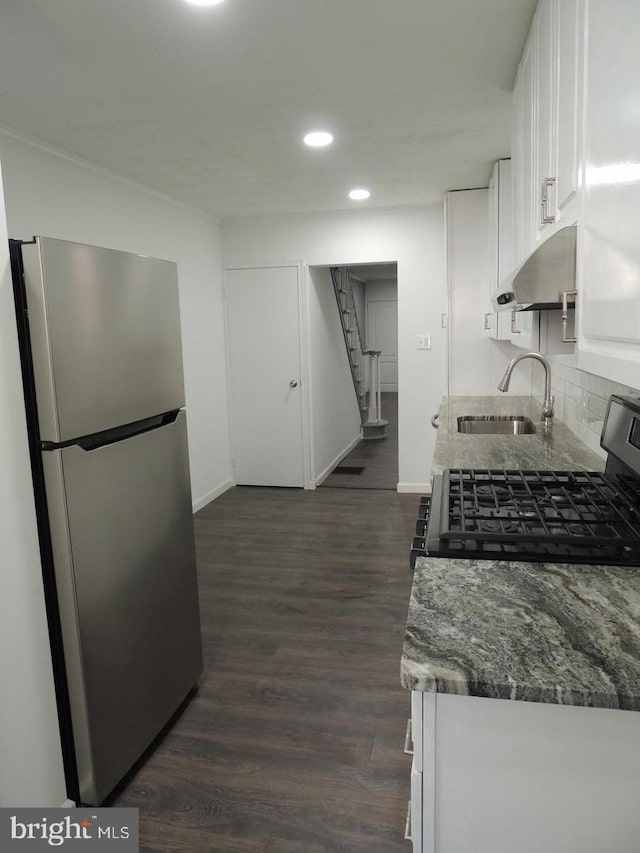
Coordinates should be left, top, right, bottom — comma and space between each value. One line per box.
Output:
319, 262, 398, 490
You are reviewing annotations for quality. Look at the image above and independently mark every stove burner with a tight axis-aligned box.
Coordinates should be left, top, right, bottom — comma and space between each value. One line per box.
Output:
439, 468, 640, 556
566, 523, 591, 537
479, 519, 519, 534
473, 485, 513, 506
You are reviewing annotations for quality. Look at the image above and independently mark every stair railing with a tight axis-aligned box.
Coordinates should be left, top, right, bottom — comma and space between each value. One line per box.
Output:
330, 267, 388, 439
330, 266, 367, 421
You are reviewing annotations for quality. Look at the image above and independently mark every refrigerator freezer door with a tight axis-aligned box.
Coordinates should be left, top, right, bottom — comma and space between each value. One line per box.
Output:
43, 411, 202, 804
22, 237, 186, 443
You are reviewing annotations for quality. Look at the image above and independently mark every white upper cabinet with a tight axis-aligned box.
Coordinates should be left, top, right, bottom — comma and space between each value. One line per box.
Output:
497, 161, 514, 285
485, 160, 512, 342
485, 163, 500, 339
577, 0, 640, 386
512, 39, 536, 268
555, 0, 581, 215
487, 156, 539, 350
513, 0, 582, 262
510, 0, 640, 385
535, 0, 557, 239
509, 309, 540, 351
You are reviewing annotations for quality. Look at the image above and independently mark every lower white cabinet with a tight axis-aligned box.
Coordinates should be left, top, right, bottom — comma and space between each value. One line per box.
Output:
408, 760, 422, 852
407, 692, 425, 852
408, 691, 433, 853
409, 691, 640, 852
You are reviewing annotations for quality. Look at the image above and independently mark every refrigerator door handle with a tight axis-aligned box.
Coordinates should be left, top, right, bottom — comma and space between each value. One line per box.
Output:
42, 410, 182, 453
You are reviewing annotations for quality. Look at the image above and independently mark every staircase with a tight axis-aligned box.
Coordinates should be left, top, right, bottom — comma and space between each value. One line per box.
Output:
330, 266, 388, 440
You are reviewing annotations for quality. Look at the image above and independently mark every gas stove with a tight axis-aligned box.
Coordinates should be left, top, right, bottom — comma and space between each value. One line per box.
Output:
411, 395, 640, 568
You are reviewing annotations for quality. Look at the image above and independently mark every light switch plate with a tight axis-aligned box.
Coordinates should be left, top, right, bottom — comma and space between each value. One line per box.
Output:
417, 334, 431, 350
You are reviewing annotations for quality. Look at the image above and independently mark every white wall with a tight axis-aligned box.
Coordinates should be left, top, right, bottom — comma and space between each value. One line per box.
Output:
0, 165, 67, 807
0, 131, 233, 509
223, 206, 447, 492
0, 132, 231, 807
308, 267, 362, 483
366, 279, 398, 303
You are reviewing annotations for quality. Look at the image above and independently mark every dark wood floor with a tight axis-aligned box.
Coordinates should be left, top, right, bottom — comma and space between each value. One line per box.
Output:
321, 392, 398, 490
111, 485, 417, 852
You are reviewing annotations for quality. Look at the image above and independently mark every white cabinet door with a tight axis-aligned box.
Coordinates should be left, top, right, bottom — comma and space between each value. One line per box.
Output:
511, 82, 523, 269
409, 692, 423, 852
512, 94, 523, 265
448, 189, 508, 395
497, 160, 514, 286
486, 160, 513, 341
510, 309, 540, 350
555, 0, 581, 214
485, 162, 499, 339
513, 0, 583, 260
410, 761, 422, 853
425, 693, 640, 853
420, 693, 436, 853
411, 691, 423, 772
496, 161, 514, 340
535, 0, 557, 240
516, 39, 536, 267
577, 0, 640, 386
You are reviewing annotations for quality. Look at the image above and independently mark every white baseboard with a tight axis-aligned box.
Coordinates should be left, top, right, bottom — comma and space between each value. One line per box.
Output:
61, 799, 76, 808
397, 482, 430, 494
314, 434, 362, 487
192, 477, 234, 512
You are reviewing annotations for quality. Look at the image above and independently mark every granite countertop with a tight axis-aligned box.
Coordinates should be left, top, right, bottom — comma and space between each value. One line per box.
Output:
432, 395, 605, 475
402, 556, 640, 710
401, 395, 640, 711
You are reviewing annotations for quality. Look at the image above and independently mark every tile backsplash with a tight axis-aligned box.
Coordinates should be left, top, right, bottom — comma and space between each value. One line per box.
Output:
531, 355, 640, 459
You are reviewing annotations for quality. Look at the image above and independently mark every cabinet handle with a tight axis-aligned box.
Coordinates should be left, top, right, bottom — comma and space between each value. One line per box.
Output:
562, 289, 577, 343
541, 177, 556, 224
403, 718, 414, 755
404, 801, 412, 841
510, 310, 521, 334
484, 312, 492, 330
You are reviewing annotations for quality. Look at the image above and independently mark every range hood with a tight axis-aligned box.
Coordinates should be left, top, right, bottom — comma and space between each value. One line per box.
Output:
492, 224, 577, 311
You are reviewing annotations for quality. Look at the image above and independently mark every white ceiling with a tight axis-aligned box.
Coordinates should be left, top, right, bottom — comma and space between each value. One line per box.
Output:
0, 0, 536, 220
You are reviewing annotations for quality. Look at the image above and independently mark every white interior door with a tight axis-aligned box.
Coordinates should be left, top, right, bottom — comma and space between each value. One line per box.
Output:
225, 266, 304, 487
366, 300, 398, 391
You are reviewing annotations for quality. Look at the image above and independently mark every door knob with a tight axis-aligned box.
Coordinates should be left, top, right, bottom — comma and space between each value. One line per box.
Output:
289, 380, 298, 388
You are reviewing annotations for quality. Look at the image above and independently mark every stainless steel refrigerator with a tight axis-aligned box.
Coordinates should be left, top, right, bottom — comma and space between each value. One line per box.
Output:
10, 236, 203, 806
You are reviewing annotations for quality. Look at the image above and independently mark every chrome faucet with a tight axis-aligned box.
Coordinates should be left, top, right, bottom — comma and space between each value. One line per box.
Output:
497, 352, 554, 428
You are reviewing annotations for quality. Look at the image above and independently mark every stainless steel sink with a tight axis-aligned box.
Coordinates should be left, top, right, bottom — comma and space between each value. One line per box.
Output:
457, 415, 537, 435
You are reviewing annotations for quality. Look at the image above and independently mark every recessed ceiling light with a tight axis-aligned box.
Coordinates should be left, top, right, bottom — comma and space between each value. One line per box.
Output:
349, 188, 371, 201
303, 131, 334, 148
183, 0, 225, 6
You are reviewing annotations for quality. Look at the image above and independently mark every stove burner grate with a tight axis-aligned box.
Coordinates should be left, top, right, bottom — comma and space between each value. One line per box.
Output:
441, 469, 640, 550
